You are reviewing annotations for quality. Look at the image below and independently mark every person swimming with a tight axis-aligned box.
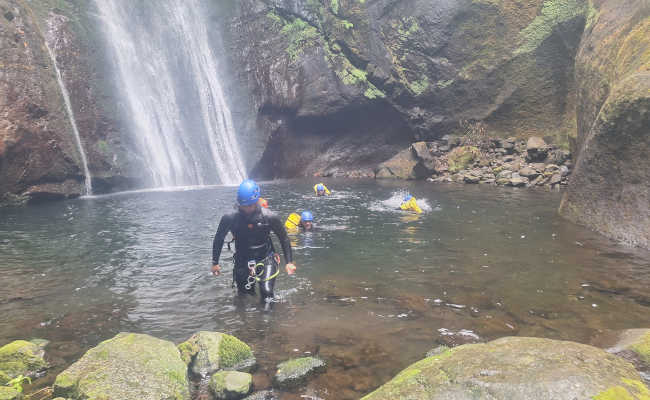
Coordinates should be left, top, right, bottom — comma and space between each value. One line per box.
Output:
314, 183, 331, 196
399, 194, 422, 214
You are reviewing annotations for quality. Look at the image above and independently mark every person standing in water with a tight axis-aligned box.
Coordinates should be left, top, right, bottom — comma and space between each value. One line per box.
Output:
211, 180, 296, 303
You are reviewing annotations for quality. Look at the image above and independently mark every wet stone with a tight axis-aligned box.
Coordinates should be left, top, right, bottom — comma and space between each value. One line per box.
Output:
0, 387, 21, 400
0, 339, 48, 385
273, 357, 326, 389
209, 371, 253, 400
242, 390, 277, 400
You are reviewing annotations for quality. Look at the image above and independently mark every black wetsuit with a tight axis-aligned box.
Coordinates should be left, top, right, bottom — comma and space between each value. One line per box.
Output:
212, 207, 292, 300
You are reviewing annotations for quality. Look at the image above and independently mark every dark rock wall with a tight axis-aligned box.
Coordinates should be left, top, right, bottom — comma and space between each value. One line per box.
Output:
226, 0, 588, 178
560, 0, 650, 248
0, 0, 138, 204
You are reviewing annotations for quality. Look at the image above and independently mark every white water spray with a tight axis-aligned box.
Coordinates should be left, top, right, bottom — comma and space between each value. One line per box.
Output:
43, 41, 93, 195
95, 0, 246, 187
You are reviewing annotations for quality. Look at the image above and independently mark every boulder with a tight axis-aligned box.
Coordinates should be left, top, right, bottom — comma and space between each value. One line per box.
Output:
0, 340, 48, 385
463, 174, 480, 184
361, 337, 649, 400
53, 332, 189, 400
448, 146, 480, 173
178, 331, 255, 377
526, 136, 549, 162
273, 357, 326, 389
0, 387, 21, 400
375, 149, 418, 179
518, 166, 539, 179
508, 175, 528, 187
209, 371, 253, 400
550, 174, 563, 185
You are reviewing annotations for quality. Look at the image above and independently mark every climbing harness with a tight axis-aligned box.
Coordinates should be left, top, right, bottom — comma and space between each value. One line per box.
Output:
244, 255, 280, 290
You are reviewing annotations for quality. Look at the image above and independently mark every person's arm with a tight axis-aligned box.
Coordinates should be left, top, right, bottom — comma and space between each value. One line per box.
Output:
324, 185, 331, 195
268, 212, 296, 274
211, 214, 233, 275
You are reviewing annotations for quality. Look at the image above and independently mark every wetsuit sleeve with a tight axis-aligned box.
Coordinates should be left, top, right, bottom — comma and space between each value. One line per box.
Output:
269, 213, 293, 263
212, 214, 234, 264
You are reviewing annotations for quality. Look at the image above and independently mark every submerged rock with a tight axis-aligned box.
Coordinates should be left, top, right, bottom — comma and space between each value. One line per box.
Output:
178, 331, 255, 376
0, 339, 48, 385
53, 332, 189, 400
273, 357, 326, 389
361, 337, 649, 400
209, 371, 253, 400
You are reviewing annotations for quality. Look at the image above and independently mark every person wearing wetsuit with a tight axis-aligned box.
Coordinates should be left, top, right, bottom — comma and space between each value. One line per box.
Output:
211, 180, 296, 302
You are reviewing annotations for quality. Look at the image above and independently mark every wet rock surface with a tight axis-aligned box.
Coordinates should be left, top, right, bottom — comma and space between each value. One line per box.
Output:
273, 357, 326, 389
52, 332, 190, 400
362, 336, 650, 400
178, 331, 255, 377
0, 339, 48, 385
209, 371, 253, 400
559, 0, 650, 249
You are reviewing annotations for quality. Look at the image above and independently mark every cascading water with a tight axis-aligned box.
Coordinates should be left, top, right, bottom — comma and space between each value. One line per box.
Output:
95, 0, 246, 188
43, 40, 93, 196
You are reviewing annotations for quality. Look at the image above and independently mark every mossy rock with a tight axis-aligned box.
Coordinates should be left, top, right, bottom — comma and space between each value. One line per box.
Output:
0, 386, 21, 400
361, 336, 649, 399
273, 357, 326, 389
178, 331, 255, 377
52, 332, 189, 400
0, 340, 48, 385
209, 371, 253, 400
448, 146, 480, 173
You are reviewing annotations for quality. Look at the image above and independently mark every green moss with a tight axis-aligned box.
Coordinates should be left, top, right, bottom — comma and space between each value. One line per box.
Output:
594, 379, 650, 400
330, 0, 339, 15
53, 371, 77, 398
266, 11, 283, 28
218, 334, 253, 369
277, 17, 320, 63
397, 17, 420, 38
448, 146, 480, 172
0, 340, 47, 381
364, 86, 386, 99
177, 341, 198, 366
630, 332, 650, 365
338, 67, 367, 85
585, 0, 599, 29
515, 0, 587, 55
408, 77, 429, 96
0, 386, 21, 400
339, 19, 354, 30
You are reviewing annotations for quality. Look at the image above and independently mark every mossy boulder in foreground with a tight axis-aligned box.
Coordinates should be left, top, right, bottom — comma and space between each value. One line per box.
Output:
52, 332, 189, 400
209, 371, 253, 400
0, 387, 21, 400
0, 339, 48, 385
178, 331, 255, 376
361, 336, 649, 400
273, 357, 326, 389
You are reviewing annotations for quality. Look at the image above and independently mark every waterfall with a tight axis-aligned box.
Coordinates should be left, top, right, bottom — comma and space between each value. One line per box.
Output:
43, 41, 93, 196
95, 0, 246, 187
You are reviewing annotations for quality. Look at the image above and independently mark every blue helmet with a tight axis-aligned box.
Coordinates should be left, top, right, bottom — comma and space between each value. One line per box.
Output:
301, 211, 314, 222
316, 184, 325, 191
403, 194, 413, 202
237, 179, 260, 206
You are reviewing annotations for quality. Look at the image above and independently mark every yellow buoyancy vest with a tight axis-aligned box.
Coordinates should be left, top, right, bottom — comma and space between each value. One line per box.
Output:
400, 197, 423, 214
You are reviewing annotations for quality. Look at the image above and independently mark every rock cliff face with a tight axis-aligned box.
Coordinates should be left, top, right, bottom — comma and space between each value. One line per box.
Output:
225, 0, 588, 178
559, 0, 649, 248
0, 0, 136, 205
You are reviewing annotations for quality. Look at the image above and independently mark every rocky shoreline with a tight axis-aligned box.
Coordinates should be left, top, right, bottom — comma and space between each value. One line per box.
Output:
376, 133, 573, 190
1, 329, 649, 399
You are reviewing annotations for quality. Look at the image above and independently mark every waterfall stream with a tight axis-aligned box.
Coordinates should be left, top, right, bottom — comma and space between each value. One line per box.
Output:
95, 0, 246, 187
43, 41, 93, 196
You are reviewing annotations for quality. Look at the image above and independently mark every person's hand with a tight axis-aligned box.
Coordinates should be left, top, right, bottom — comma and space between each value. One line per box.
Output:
285, 263, 296, 275
211, 264, 221, 276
